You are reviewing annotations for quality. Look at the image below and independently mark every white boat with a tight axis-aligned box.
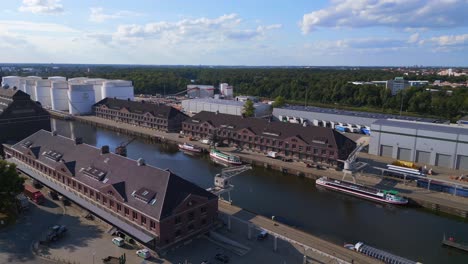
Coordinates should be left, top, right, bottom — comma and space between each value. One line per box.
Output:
178, 143, 202, 153
316, 177, 408, 205
210, 149, 242, 165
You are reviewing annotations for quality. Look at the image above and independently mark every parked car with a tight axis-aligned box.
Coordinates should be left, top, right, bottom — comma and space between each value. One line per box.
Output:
48, 190, 59, 200
136, 248, 151, 259
257, 230, 268, 240
215, 253, 229, 263
46, 225, 67, 241
32, 179, 43, 189
266, 151, 278, 159
112, 237, 125, 247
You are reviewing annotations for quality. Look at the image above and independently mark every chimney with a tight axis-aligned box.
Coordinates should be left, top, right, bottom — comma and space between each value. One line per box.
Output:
101, 145, 109, 154
51, 130, 58, 136
137, 158, 145, 166
74, 137, 83, 145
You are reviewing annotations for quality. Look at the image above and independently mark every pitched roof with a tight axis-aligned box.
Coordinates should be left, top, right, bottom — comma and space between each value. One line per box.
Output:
0, 88, 40, 116
94, 98, 186, 119
184, 111, 353, 148
11, 130, 216, 220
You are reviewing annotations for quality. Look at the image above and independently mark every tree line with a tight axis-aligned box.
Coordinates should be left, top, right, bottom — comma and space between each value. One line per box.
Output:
2, 66, 467, 121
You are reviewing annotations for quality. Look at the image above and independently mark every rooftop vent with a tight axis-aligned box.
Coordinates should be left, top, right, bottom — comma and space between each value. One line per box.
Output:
74, 137, 83, 145
137, 158, 145, 166
43, 150, 63, 161
101, 145, 109, 154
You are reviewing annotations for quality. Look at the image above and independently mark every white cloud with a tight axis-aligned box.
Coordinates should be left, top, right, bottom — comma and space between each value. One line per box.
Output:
301, 0, 467, 33
19, 0, 63, 14
0, 20, 77, 33
424, 34, 468, 46
89, 7, 143, 23
111, 14, 280, 43
408, 33, 420, 43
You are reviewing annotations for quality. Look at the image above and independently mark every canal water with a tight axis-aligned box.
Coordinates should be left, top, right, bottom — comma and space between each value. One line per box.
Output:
51, 119, 468, 264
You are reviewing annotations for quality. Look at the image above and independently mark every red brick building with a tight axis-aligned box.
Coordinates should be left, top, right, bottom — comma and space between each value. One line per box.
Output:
182, 111, 356, 166
93, 98, 187, 132
3, 130, 217, 250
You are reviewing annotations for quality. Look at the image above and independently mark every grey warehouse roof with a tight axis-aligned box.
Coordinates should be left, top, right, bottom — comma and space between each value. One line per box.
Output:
11, 130, 217, 220
372, 119, 468, 136
281, 105, 445, 123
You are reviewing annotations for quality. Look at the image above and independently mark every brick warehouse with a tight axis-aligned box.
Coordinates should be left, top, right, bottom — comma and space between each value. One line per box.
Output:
0, 88, 50, 144
93, 98, 188, 132
3, 130, 218, 250
182, 111, 356, 166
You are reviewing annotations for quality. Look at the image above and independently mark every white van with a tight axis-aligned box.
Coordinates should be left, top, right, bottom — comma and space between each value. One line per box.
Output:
112, 237, 124, 247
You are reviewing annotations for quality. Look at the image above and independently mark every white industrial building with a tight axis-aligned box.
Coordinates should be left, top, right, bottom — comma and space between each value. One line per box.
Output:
182, 98, 271, 117
187, 84, 215, 98
1, 76, 134, 115
369, 119, 468, 170
219, 83, 233, 99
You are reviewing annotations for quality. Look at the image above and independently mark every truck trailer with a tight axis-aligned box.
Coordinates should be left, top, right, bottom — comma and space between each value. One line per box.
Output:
24, 184, 45, 204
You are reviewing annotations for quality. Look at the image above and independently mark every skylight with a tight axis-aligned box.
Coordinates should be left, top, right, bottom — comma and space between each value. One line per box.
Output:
82, 166, 107, 181
134, 187, 156, 204
43, 150, 63, 161
20, 140, 33, 148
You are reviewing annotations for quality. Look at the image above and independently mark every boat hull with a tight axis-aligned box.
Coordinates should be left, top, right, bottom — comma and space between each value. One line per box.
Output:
316, 180, 408, 205
209, 153, 242, 166
178, 144, 202, 153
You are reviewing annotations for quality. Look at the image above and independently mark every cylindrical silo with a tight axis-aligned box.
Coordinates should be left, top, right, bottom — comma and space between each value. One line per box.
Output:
199, 85, 215, 98
50, 80, 69, 111
68, 84, 95, 115
68, 77, 88, 83
101, 80, 134, 101
19, 78, 27, 92
1, 76, 22, 88
35, 79, 52, 108
48, 76, 67, 81
84, 78, 107, 102
25, 76, 41, 100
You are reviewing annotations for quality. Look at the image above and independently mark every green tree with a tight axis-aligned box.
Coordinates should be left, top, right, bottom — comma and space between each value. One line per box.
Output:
272, 96, 286, 108
242, 99, 255, 117
0, 160, 24, 211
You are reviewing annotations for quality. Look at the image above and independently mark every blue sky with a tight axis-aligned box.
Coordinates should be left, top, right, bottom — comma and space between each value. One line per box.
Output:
0, 0, 467, 66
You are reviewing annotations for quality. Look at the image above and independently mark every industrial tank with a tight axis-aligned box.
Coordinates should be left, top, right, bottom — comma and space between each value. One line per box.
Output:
220, 83, 233, 98
25, 76, 41, 101
18, 78, 27, 92
199, 85, 215, 98
48, 76, 66, 81
68, 84, 95, 115
50, 80, 69, 111
68, 77, 89, 83
101, 80, 134, 101
1, 76, 21, 89
84, 78, 107, 102
35, 79, 52, 108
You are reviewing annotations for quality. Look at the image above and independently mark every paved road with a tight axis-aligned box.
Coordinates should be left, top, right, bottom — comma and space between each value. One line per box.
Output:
0, 196, 63, 264
218, 201, 379, 264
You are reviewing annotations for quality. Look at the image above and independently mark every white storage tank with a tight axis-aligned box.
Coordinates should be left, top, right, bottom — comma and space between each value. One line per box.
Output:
50, 80, 69, 111
68, 77, 89, 83
1, 76, 22, 89
101, 80, 134, 101
48, 76, 66, 81
35, 79, 52, 108
84, 78, 107, 102
220, 83, 233, 98
25, 76, 41, 101
187, 85, 200, 98
68, 84, 95, 115
18, 78, 27, 92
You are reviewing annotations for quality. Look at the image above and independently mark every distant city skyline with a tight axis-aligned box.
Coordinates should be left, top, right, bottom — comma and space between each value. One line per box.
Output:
0, 0, 467, 66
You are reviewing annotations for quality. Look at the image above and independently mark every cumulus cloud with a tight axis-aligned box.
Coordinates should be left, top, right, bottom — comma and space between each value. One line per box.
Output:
408, 33, 420, 43
423, 34, 468, 46
301, 0, 467, 33
89, 7, 143, 23
111, 14, 280, 43
19, 0, 63, 14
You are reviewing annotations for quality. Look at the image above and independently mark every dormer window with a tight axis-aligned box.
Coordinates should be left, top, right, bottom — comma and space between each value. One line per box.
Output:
133, 187, 157, 205
21, 140, 33, 148
83, 166, 107, 181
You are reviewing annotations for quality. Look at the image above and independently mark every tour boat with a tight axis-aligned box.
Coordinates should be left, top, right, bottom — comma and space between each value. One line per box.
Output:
178, 143, 202, 153
315, 177, 408, 205
209, 149, 242, 166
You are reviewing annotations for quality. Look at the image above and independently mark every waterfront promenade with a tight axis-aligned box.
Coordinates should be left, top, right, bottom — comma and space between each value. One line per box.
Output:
71, 115, 468, 219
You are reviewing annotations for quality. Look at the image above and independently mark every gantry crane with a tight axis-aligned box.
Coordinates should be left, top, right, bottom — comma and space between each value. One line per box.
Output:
207, 165, 252, 202
115, 137, 136, 157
